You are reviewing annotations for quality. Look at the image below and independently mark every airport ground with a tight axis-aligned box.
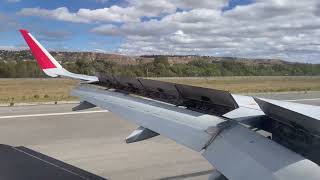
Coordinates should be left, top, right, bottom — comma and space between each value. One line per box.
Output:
0, 92, 319, 179
1, 76, 320, 103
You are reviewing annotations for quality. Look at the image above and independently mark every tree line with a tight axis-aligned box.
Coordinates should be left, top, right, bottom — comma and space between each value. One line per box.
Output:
0, 56, 320, 78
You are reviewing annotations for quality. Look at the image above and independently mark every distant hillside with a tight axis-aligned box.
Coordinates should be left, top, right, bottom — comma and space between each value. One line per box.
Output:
0, 50, 294, 65
0, 50, 319, 78
0, 50, 138, 65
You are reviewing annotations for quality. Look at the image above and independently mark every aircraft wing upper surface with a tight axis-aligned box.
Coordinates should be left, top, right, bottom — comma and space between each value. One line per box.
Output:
20, 29, 320, 180
72, 85, 225, 152
71, 84, 320, 180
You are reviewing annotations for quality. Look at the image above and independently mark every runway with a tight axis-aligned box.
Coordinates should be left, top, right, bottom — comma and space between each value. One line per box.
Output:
248, 91, 320, 106
0, 104, 213, 180
0, 92, 319, 180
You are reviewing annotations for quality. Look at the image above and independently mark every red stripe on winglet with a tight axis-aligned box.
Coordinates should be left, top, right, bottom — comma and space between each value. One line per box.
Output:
19, 29, 56, 69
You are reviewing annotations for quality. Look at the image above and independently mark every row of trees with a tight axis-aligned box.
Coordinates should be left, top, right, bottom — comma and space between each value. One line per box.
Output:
73, 56, 320, 77
0, 61, 44, 78
0, 56, 320, 78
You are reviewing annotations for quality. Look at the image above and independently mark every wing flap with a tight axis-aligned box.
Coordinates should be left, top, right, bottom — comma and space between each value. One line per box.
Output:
203, 123, 320, 180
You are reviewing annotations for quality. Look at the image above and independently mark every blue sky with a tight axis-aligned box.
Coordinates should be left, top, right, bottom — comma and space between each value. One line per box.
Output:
0, 0, 254, 52
0, 0, 127, 52
1, 0, 320, 63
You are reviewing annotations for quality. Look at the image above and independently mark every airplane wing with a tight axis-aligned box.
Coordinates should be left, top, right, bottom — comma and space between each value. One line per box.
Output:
20, 29, 320, 180
19, 29, 98, 83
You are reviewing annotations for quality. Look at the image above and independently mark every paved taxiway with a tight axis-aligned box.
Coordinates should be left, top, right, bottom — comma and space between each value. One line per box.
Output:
0, 104, 213, 180
250, 91, 320, 106
0, 92, 319, 180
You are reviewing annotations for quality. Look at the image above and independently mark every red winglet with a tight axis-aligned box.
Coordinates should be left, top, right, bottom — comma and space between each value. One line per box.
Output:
19, 29, 56, 69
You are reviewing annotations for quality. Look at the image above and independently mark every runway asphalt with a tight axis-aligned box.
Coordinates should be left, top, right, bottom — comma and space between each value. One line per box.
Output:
249, 91, 320, 106
0, 104, 213, 180
0, 92, 319, 179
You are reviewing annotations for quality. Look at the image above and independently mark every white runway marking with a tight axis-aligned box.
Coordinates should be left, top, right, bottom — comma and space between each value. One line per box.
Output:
0, 110, 109, 119
284, 98, 320, 102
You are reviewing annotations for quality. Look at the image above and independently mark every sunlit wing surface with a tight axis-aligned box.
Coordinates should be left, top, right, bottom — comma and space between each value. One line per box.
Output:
20, 29, 320, 180
72, 85, 227, 152
203, 123, 320, 180
71, 76, 320, 180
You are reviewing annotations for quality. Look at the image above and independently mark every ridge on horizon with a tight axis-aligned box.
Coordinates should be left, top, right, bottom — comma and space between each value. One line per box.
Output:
0, 49, 312, 65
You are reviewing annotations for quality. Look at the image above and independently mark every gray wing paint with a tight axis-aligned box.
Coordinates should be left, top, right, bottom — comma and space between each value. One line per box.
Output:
23, 28, 320, 179
72, 85, 227, 152
254, 97, 320, 134
203, 123, 320, 180
72, 85, 320, 180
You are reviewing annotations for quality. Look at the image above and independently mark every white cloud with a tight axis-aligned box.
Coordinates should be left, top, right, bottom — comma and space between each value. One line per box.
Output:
17, 0, 320, 62
18, 7, 90, 23
170, 0, 228, 10
105, 0, 320, 62
93, 48, 109, 53
18, 0, 177, 23
128, 0, 176, 16
18, 6, 140, 23
91, 24, 120, 35
76, 6, 141, 23
5, 0, 20, 3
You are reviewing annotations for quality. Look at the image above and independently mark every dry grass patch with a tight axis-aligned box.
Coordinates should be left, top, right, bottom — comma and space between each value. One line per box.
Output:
157, 76, 320, 94
0, 78, 78, 103
0, 76, 319, 104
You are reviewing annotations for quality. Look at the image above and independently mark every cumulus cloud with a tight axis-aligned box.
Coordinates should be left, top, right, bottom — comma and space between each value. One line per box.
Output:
105, 0, 320, 62
18, 7, 138, 23
18, 0, 177, 23
128, 0, 176, 16
5, 0, 21, 3
18, 7, 90, 23
18, 0, 320, 62
91, 24, 120, 35
171, 0, 228, 10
